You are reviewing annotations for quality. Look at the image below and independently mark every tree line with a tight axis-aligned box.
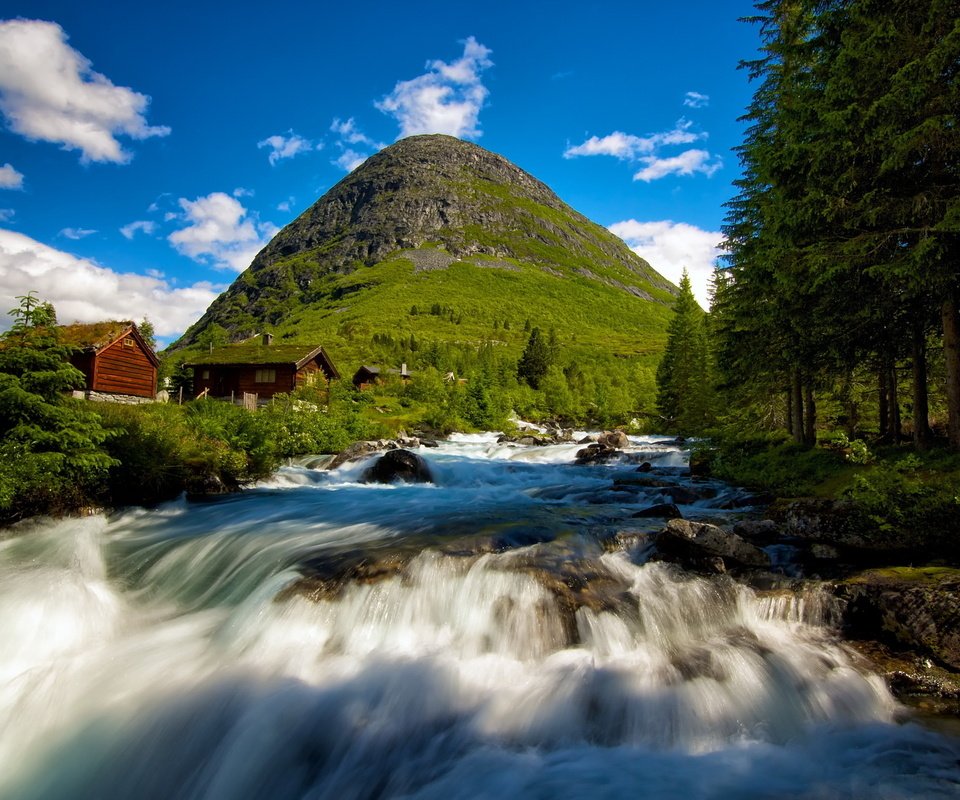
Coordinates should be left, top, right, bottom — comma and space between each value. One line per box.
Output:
661, 0, 958, 447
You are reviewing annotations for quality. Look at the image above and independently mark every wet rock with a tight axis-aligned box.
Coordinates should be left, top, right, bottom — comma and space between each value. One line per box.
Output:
836, 567, 960, 671
811, 543, 840, 560
662, 485, 717, 505
688, 450, 711, 477
656, 519, 771, 571
361, 449, 434, 484
636, 461, 653, 472
632, 503, 683, 519
185, 474, 235, 500
281, 551, 412, 602
732, 519, 780, 544
575, 443, 621, 465
577, 434, 598, 444
778, 498, 905, 553
598, 430, 630, 449
613, 476, 672, 488
327, 440, 384, 470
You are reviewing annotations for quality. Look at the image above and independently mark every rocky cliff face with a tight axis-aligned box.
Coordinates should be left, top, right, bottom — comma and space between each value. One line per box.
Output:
174, 135, 674, 347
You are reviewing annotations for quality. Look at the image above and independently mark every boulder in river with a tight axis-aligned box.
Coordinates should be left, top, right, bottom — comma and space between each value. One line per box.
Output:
656, 518, 771, 571
598, 430, 630, 449
575, 443, 622, 465
632, 503, 683, 519
361, 449, 434, 484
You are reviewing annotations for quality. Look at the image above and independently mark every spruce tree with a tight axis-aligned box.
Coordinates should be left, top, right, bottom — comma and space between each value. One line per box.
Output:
517, 327, 551, 389
656, 271, 713, 432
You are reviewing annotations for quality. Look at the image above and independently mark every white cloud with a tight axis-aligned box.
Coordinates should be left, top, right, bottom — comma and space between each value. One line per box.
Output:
257, 131, 318, 165
120, 220, 156, 239
0, 20, 169, 163
331, 117, 381, 148
564, 120, 701, 160
0, 228, 221, 336
633, 149, 722, 182
376, 36, 493, 139
0, 163, 24, 189
277, 196, 295, 213
0, 209, 13, 223
683, 91, 710, 109
58, 227, 96, 240
565, 118, 721, 183
608, 219, 723, 309
168, 192, 276, 271
333, 149, 368, 173
233, 187, 254, 198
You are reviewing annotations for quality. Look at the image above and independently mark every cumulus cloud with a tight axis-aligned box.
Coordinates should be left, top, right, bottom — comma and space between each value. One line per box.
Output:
565, 117, 721, 183
0, 163, 24, 189
0, 228, 221, 337
608, 219, 723, 309
564, 120, 701, 160
376, 36, 493, 139
633, 149, 722, 182
331, 117, 382, 148
168, 192, 277, 271
333, 148, 369, 173
257, 131, 319, 165
120, 220, 156, 239
0, 19, 169, 163
58, 227, 96, 240
683, 91, 710, 109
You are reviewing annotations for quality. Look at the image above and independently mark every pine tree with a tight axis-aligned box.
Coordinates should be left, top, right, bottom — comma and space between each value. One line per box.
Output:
656, 271, 714, 432
517, 327, 551, 389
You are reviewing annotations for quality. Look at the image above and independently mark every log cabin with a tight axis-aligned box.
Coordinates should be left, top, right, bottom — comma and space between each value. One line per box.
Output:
60, 321, 159, 400
352, 363, 410, 390
184, 335, 340, 400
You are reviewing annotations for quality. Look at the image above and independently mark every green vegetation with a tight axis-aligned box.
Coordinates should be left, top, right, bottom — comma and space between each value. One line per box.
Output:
0, 294, 116, 519
655, 270, 715, 433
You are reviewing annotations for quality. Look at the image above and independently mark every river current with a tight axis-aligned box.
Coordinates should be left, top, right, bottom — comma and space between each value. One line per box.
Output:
1, 433, 957, 799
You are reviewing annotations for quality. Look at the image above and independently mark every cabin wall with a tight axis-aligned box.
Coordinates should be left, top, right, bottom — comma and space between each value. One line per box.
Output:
91, 336, 156, 398
194, 365, 297, 399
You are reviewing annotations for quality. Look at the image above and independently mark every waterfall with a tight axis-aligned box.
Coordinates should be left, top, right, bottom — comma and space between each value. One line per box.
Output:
0, 435, 956, 799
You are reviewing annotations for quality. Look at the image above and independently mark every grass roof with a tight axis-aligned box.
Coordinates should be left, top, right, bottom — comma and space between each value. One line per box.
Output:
59, 321, 134, 350
184, 343, 328, 367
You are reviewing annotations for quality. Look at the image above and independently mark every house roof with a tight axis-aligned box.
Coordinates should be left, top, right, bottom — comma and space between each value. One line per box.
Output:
185, 343, 340, 378
59, 321, 160, 367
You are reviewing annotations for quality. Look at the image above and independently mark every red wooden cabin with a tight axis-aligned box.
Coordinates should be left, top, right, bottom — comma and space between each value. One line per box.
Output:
185, 337, 340, 400
61, 321, 159, 399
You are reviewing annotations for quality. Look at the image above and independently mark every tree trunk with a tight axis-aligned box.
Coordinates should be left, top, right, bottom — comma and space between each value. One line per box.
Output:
911, 315, 931, 449
786, 388, 794, 437
878, 364, 889, 441
803, 382, 817, 447
888, 361, 901, 443
790, 370, 804, 445
943, 290, 960, 449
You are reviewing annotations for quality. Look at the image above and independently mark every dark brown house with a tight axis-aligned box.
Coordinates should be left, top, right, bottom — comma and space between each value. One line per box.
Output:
185, 337, 340, 400
352, 363, 410, 390
60, 321, 159, 399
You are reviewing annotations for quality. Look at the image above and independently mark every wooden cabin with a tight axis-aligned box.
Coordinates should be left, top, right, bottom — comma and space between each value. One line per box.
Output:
60, 321, 159, 399
353, 363, 410, 390
184, 336, 340, 400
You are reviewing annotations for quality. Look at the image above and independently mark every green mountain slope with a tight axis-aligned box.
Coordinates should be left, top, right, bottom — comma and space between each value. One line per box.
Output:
171, 134, 676, 374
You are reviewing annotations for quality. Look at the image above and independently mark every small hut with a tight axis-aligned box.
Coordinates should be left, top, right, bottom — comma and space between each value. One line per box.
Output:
184, 335, 339, 400
60, 321, 159, 400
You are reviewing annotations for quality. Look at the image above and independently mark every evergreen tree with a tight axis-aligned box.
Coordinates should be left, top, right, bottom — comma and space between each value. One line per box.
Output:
517, 327, 551, 389
656, 271, 714, 432
0, 293, 116, 516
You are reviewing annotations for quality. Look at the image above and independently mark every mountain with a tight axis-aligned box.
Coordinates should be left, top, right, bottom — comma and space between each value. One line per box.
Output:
171, 134, 676, 368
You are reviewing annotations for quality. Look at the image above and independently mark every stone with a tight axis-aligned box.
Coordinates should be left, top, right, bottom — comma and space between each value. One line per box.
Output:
598, 430, 630, 449
632, 503, 683, 519
656, 518, 771, 570
327, 440, 382, 470
575, 443, 621, 465
361, 449, 434, 484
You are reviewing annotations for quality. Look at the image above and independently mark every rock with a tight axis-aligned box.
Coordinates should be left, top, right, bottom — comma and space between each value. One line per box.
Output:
662, 485, 717, 505
632, 503, 683, 519
656, 519, 771, 571
578, 434, 598, 444
836, 568, 960, 671
185, 474, 234, 499
732, 519, 780, 543
420, 439, 440, 448
361, 449, 433, 484
575, 443, 621, 465
327, 440, 383, 470
811, 543, 840, 560
688, 451, 711, 477
636, 461, 653, 472
598, 430, 630, 449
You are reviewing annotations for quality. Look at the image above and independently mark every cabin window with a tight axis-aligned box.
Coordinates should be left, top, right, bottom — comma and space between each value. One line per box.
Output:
255, 368, 276, 384
202, 370, 210, 380
305, 371, 317, 386
123, 338, 134, 348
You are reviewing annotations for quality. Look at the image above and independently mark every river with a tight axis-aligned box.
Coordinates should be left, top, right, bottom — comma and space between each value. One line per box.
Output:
1, 433, 957, 798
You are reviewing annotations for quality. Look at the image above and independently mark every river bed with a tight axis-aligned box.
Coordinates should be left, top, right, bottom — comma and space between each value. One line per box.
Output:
1, 433, 958, 798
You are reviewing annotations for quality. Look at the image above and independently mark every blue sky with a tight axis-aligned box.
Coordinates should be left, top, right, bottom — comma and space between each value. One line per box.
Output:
0, 0, 759, 344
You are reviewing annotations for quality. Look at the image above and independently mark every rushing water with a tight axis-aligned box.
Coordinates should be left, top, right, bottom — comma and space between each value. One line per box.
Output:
1, 433, 958, 799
